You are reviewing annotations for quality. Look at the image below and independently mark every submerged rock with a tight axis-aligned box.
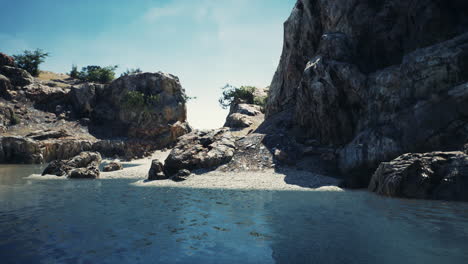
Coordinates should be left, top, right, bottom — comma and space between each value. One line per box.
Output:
42, 151, 102, 179
164, 129, 236, 175
103, 161, 123, 172
369, 152, 468, 201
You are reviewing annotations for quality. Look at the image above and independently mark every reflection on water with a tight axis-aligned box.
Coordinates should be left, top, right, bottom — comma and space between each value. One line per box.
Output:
1, 165, 468, 264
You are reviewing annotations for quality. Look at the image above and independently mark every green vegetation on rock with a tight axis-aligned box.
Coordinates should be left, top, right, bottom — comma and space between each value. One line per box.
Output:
122, 91, 161, 112
69, 65, 118, 84
219, 84, 267, 111
120, 68, 142, 77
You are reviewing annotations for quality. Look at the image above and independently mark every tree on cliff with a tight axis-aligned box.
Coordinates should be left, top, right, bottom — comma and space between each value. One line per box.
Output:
13, 49, 49, 77
69, 65, 118, 83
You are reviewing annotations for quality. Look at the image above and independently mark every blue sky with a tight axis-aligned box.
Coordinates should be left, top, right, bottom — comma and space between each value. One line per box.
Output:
0, 0, 296, 128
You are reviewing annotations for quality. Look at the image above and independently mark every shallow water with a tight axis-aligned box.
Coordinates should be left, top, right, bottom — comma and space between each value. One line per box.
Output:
1, 165, 468, 264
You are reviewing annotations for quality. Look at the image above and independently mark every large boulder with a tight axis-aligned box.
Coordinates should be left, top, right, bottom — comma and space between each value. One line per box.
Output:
148, 159, 166, 180
92, 72, 190, 146
42, 151, 102, 179
224, 104, 264, 129
164, 129, 236, 175
0, 66, 33, 87
369, 152, 468, 201
0, 53, 15, 67
103, 161, 123, 172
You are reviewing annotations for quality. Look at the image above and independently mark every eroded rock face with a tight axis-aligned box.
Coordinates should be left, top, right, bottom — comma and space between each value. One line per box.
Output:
0, 137, 43, 164
369, 152, 468, 201
164, 129, 236, 175
265, 0, 468, 187
224, 104, 263, 129
267, 0, 468, 117
42, 151, 102, 179
92, 72, 190, 146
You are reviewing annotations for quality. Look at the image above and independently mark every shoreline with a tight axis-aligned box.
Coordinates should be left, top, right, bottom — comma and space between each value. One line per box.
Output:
27, 150, 343, 192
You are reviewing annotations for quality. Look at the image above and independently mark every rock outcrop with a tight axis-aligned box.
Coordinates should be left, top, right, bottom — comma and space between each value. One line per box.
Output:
90, 72, 191, 146
0, 56, 192, 164
224, 104, 263, 129
42, 151, 102, 179
164, 129, 236, 175
369, 152, 468, 201
265, 0, 468, 187
0, 53, 15, 67
0, 66, 33, 87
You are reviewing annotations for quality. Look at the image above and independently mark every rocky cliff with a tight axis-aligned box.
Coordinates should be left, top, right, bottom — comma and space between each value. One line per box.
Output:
266, 0, 468, 187
0, 54, 190, 163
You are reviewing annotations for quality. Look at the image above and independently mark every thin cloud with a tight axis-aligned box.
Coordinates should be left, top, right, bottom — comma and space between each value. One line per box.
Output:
143, 6, 182, 22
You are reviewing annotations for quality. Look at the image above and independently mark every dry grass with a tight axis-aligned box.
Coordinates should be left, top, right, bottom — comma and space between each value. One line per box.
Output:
37, 71, 73, 88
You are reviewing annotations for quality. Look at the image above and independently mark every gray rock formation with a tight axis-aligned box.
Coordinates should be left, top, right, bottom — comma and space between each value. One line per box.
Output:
42, 151, 102, 179
0, 136, 43, 164
91, 72, 190, 146
148, 159, 166, 180
369, 152, 468, 201
264, 0, 468, 187
103, 162, 123, 172
164, 129, 236, 175
224, 104, 263, 128
0, 66, 33, 87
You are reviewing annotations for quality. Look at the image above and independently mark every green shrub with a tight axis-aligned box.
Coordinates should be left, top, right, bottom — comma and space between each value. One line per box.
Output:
13, 49, 49, 76
71, 65, 118, 83
69, 64, 79, 79
218, 84, 256, 109
120, 68, 142, 77
122, 91, 162, 112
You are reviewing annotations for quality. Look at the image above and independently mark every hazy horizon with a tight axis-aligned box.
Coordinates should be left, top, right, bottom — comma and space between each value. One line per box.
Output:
0, 0, 296, 129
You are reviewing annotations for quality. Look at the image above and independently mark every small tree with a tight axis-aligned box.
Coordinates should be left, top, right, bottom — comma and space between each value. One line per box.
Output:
72, 65, 118, 83
69, 64, 79, 79
120, 68, 142, 77
218, 84, 256, 109
13, 49, 49, 76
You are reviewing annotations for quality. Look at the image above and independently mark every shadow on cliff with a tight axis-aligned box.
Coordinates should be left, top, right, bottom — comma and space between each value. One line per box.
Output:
255, 108, 343, 188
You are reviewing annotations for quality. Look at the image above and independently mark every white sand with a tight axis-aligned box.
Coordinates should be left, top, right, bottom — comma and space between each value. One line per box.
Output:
31, 151, 343, 192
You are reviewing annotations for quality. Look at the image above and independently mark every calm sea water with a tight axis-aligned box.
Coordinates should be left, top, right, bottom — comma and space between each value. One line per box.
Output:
1, 165, 468, 264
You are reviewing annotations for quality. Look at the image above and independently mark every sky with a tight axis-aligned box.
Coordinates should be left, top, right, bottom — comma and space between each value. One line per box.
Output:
0, 0, 296, 129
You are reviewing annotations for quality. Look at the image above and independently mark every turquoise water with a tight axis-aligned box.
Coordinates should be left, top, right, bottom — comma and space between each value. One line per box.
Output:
1, 165, 468, 264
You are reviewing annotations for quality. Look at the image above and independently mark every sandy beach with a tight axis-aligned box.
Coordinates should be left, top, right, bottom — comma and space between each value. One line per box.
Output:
98, 151, 343, 191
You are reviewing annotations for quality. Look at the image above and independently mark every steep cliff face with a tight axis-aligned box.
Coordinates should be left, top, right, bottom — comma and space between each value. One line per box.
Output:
266, 0, 468, 187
